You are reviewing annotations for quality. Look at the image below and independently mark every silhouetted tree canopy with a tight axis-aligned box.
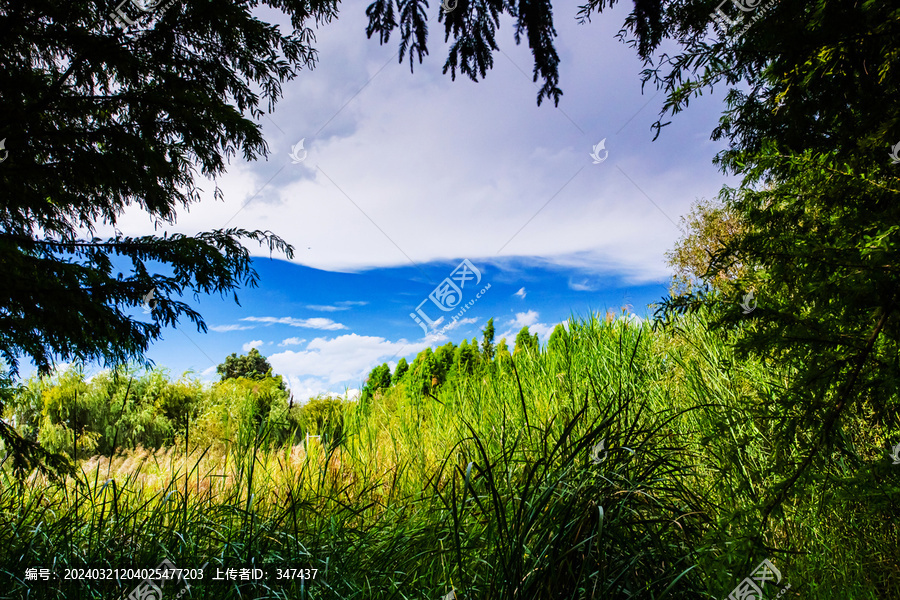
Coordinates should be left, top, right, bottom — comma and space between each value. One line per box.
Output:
0, 0, 340, 378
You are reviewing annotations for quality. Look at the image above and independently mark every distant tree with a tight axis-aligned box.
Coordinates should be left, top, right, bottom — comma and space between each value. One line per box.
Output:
665, 197, 745, 295
454, 339, 478, 377
433, 343, 456, 386
548, 324, 568, 354
361, 363, 392, 402
514, 326, 539, 356
481, 318, 496, 361
217, 348, 273, 382
495, 338, 512, 374
393, 358, 409, 382
411, 349, 439, 394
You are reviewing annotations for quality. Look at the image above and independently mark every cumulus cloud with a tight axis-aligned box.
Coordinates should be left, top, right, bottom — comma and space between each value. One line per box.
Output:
279, 337, 307, 347
241, 316, 347, 330
268, 333, 429, 386
242, 340, 265, 352
509, 310, 539, 328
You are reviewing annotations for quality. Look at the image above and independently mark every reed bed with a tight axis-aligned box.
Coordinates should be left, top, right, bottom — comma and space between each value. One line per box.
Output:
0, 310, 896, 599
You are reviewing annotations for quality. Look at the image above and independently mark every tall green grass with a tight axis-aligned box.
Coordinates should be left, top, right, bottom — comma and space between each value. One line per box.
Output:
1, 310, 897, 598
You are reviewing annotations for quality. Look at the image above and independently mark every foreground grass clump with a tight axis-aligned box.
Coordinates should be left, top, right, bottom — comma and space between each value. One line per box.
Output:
1, 310, 898, 599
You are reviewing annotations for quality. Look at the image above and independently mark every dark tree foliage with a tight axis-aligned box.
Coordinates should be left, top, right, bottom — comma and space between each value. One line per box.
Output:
365, 0, 563, 106
0, 0, 340, 378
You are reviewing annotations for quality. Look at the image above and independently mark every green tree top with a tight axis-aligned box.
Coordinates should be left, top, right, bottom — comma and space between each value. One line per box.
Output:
513, 326, 539, 356
217, 348, 274, 381
481, 318, 496, 361
393, 357, 409, 382
666, 197, 745, 296
361, 362, 392, 402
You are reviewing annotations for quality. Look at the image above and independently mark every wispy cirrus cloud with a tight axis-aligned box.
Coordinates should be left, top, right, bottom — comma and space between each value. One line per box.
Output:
569, 279, 597, 292
306, 301, 368, 312
279, 337, 307, 347
209, 324, 255, 332
241, 316, 347, 330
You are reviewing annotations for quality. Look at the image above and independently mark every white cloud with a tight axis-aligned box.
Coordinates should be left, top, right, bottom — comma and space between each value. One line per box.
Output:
242, 340, 265, 352
528, 321, 557, 341
514, 287, 527, 299
279, 337, 307, 347
241, 316, 347, 330
306, 301, 367, 312
268, 333, 429, 386
88, 5, 729, 287
568, 279, 596, 292
509, 310, 539, 328
281, 376, 356, 404
209, 324, 255, 332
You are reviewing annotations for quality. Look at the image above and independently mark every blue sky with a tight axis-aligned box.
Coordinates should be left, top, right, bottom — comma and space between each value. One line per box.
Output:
68, 2, 735, 399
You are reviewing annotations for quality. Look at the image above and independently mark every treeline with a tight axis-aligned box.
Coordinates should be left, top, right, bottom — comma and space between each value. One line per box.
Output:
2, 319, 576, 463
361, 319, 557, 401
2, 349, 345, 462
